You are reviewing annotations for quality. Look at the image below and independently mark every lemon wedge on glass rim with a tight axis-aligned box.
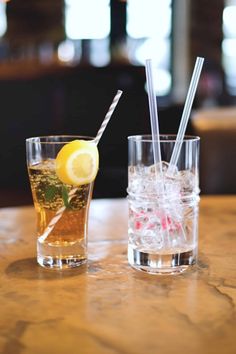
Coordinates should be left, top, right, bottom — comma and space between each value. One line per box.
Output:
55, 139, 99, 186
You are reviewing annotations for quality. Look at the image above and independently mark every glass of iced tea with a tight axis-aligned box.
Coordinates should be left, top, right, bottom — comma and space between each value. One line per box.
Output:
26, 135, 99, 270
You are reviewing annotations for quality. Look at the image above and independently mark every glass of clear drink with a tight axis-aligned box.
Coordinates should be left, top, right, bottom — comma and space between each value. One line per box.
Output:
26, 135, 97, 270
127, 135, 200, 274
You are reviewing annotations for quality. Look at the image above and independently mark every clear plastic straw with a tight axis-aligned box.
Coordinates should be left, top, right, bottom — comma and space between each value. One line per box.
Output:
39, 90, 123, 243
167, 57, 204, 176
145, 59, 169, 244
145, 59, 162, 173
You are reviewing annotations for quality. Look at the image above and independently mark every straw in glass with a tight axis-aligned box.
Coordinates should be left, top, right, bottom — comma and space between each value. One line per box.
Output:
145, 59, 162, 174
38, 90, 123, 243
167, 57, 204, 176
145, 59, 169, 244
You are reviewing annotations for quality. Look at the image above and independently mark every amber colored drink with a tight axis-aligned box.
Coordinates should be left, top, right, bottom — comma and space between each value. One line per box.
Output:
28, 159, 93, 268
26, 135, 95, 269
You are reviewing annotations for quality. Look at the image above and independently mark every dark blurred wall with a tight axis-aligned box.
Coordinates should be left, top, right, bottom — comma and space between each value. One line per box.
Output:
189, 0, 232, 107
6, 0, 64, 56
190, 0, 224, 65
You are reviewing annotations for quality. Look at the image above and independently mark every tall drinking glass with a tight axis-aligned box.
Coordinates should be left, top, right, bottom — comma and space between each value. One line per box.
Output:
26, 136, 94, 269
127, 135, 200, 274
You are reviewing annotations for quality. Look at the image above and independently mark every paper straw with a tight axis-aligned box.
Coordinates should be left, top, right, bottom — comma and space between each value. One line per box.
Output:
38, 187, 78, 242
94, 90, 123, 145
38, 90, 123, 243
167, 57, 204, 176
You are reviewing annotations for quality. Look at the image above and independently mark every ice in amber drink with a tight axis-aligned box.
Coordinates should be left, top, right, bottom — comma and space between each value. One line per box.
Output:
26, 136, 99, 269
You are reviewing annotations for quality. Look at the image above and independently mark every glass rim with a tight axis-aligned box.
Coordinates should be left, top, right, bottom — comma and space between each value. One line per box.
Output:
127, 134, 200, 143
26, 135, 95, 144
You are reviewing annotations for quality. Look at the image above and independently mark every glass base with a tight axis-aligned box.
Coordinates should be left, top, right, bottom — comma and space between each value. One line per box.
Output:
128, 245, 197, 275
37, 255, 87, 269
37, 239, 87, 270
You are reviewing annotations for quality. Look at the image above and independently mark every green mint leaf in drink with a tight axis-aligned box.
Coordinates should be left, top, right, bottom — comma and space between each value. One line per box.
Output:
45, 185, 58, 202
62, 185, 70, 208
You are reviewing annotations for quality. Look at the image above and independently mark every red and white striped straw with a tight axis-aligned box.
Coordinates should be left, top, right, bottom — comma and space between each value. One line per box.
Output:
38, 90, 123, 243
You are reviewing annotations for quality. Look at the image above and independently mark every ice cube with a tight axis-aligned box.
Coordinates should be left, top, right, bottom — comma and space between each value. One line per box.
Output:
149, 161, 177, 175
141, 230, 163, 249
178, 170, 196, 194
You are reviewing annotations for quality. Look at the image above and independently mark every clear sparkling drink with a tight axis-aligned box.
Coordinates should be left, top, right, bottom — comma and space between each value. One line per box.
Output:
127, 135, 200, 274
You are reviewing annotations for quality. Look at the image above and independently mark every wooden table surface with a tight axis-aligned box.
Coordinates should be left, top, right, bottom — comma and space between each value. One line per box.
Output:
0, 196, 236, 354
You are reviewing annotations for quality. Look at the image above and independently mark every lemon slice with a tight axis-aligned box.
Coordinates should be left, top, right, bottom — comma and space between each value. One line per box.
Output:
55, 140, 99, 186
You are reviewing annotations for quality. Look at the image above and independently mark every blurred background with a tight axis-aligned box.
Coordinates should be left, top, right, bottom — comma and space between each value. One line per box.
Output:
0, 0, 236, 206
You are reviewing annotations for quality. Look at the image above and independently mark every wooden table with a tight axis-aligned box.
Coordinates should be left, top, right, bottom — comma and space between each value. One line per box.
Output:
0, 196, 236, 354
